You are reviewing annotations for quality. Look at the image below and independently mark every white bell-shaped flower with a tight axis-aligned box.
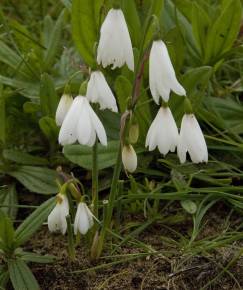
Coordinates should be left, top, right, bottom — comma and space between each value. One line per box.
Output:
48, 193, 69, 235
177, 114, 208, 163
149, 40, 186, 104
122, 144, 137, 173
58, 96, 107, 146
97, 8, 134, 71
146, 106, 178, 155
55, 94, 73, 126
87, 71, 118, 112
74, 202, 94, 235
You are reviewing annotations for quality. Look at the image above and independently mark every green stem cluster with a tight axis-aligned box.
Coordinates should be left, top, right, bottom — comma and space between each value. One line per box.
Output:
92, 138, 99, 223
92, 1, 158, 259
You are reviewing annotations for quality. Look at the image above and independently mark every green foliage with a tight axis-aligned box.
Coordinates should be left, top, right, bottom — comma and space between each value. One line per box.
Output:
64, 140, 119, 170
0, 198, 55, 290
72, 0, 102, 67
40, 73, 58, 117
0, 0, 243, 287
3, 150, 48, 165
7, 166, 58, 194
0, 185, 18, 219
15, 197, 55, 246
43, 9, 66, 69
203, 0, 242, 64
0, 210, 15, 253
114, 75, 132, 113
0, 83, 5, 143
8, 259, 40, 290
121, 0, 141, 48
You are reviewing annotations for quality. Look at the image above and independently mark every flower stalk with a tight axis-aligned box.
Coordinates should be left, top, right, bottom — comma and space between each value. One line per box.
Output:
94, 142, 122, 258
92, 138, 99, 221
93, 5, 156, 259
66, 215, 75, 260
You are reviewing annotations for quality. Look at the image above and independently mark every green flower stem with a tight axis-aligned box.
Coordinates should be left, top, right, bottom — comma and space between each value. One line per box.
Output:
94, 2, 156, 259
92, 138, 99, 220
95, 142, 122, 258
66, 215, 75, 260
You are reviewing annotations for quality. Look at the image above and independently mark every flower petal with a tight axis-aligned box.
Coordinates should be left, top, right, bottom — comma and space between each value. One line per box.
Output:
58, 96, 83, 145
55, 94, 73, 126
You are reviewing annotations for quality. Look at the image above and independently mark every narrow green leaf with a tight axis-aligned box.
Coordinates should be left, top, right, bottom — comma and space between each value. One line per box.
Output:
191, 3, 210, 55
44, 10, 66, 68
0, 184, 18, 219
172, 0, 193, 22
39, 73, 58, 117
170, 66, 212, 121
0, 266, 9, 289
8, 259, 40, 290
0, 41, 31, 79
0, 75, 39, 99
204, 0, 242, 64
15, 197, 55, 246
20, 251, 55, 264
0, 83, 5, 143
39, 116, 59, 143
7, 166, 58, 194
144, 0, 164, 49
114, 75, 132, 113
122, 0, 141, 48
0, 210, 15, 252
72, 0, 102, 67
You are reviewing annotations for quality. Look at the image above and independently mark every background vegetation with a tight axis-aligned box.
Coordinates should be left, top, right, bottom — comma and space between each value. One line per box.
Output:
0, 0, 242, 289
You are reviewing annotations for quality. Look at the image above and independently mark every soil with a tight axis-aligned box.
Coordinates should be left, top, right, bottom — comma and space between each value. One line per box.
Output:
20, 206, 243, 290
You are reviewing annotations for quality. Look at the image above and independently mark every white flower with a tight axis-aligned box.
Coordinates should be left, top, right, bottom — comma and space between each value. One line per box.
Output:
97, 9, 134, 71
146, 107, 178, 155
48, 194, 69, 235
55, 94, 73, 126
177, 114, 208, 163
149, 40, 186, 104
87, 71, 118, 112
58, 96, 107, 146
122, 144, 137, 173
74, 202, 94, 235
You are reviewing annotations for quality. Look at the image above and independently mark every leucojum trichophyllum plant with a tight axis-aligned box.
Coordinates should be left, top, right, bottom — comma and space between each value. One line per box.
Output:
47, 1, 208, 260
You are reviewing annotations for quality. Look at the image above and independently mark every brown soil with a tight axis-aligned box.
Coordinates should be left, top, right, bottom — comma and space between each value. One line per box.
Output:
21, 208, 243, 290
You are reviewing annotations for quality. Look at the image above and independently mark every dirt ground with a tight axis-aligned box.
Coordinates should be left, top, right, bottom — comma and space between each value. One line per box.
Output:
20, 206, 243, 290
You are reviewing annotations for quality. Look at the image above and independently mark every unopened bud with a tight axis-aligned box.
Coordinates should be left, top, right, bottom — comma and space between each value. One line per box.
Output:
122, 144, 137, 173
129, 123, 139, 144
55, 94, 73, 126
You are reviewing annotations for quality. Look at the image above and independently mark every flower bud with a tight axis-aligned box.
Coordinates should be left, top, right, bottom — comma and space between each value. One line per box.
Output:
122, 144, 137, 173
129, 123, 139, 144
55, 94, 73, 126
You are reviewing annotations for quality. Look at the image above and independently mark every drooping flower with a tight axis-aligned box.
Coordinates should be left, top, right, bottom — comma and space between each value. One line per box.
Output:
149, 40, 186, 104
74, 202, 94, 235
146, 106, 178, 155
87, 71, 118, 112
48, 193, 69, 235
55, 94, 73, 126
122, 144, 137, 173
177, 114, 208, 163
58, 96, 107, 146
97, 9, 134, 71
